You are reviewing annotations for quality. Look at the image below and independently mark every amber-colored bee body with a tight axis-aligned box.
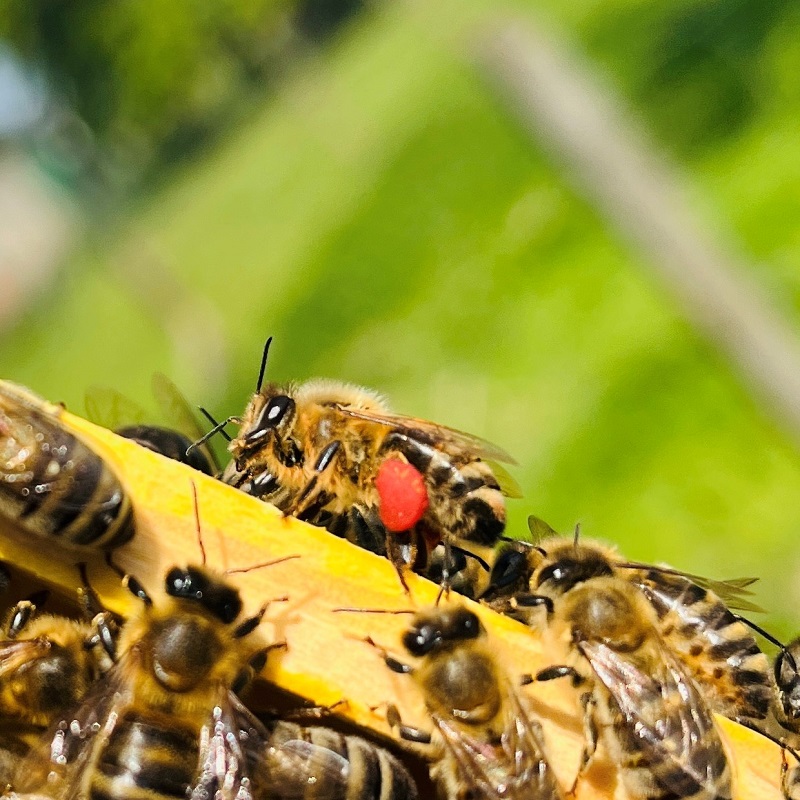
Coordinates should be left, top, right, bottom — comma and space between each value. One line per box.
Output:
377, 606, 562, 800
0, 597, 105, 785
0, 381, 133, 550
528, 568, 732, 800
485, 532, 773, 727
13, 561, 418, 800
226, 378, 515, 584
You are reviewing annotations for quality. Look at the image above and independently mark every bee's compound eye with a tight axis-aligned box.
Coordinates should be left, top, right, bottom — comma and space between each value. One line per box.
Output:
452, 610, 481, 640
245, 396, 294, 445
403, 623, 441, 657
489, 549, 528, 591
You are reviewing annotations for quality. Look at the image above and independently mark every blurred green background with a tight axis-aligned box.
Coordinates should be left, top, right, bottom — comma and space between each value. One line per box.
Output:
2, 0, 800, 636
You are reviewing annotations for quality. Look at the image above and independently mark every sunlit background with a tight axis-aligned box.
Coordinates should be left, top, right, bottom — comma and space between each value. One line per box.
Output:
3, 0, 800, 637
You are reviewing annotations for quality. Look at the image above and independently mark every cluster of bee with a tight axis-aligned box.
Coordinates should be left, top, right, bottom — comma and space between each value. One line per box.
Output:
1, 338, 800, 799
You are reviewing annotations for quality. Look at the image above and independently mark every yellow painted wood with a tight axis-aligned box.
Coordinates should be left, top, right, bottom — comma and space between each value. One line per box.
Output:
0, 397, 786, 799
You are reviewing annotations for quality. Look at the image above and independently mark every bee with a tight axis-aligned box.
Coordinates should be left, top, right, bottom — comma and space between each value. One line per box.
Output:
0, 592, 109, 784
369, 605, 563, 800
523, 572, 732, 800
483, 519, 774, 727
209, 338, 520, 588
0, 381, 133, 550
12, 560, 418, 799
85, 373, 217, 476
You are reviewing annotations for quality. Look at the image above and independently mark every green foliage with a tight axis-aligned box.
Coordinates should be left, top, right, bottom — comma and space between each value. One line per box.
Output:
3, 0, 800, 638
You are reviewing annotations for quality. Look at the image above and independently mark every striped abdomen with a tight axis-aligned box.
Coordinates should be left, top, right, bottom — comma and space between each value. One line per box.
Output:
630, 570, 772, 723
88, 711, 198, 800
264, 720, 418, 800
611, 708, 732, 800
0, 390, 133, 550
382, 433, 506, 545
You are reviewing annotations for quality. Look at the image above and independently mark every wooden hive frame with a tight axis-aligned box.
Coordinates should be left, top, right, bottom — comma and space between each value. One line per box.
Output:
0, 402, 786, 799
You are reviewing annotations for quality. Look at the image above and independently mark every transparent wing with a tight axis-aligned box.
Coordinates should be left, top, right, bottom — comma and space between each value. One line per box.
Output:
151, 373, 205, 442
433, 683, 560, 800
0, 639, 50, 678
84, 385, 149, 430
12, 651, 137, 799
579, 639, 727, 795
193, 694, 352, 800
526, 514, 558, 543
333, 405, 517, 464
486, 460, 523, 498
619, 561, 763, 613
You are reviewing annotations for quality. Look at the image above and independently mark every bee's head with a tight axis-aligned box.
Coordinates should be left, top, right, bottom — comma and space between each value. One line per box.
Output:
164, 565, 242, 624
403, 607, 483, 657
236, 390, 296, 459
533, 541, 614, 597
776, 641, 800, 720
481, 544, 534, 601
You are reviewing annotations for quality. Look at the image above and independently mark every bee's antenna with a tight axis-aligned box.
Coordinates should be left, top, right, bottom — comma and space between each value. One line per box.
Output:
573, 522, 581, 549
190, 481, 207, 567
224, 554, 300, 575
332, 607, 415, 614
187, 416, 241, 454
256, 336, 273, 394
198, 407, 232, 442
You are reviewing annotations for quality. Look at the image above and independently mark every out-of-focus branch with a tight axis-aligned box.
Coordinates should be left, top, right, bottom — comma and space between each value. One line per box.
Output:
477, 20, 800, 445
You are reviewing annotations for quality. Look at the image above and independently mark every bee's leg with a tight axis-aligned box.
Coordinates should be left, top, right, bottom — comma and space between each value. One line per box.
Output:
4, 591, 48, 638
232, 641, 288, 694
386, 704, 432, 745
281, 699, 349, 722
283, 440, 341, 519
570, 692, 598, 794
363, 635, 415, 675
385, 534, 412, 594
513, 593, 555, 614
123, 574, 153, 606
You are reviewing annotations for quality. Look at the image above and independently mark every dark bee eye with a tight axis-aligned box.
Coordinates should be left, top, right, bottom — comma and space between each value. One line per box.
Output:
536, 560, 572, 588
450, 609, 481, 641
166, 567, 205, 601
245, 396, 294, 446
489, 549, 528, 591
403, 623, 441, 657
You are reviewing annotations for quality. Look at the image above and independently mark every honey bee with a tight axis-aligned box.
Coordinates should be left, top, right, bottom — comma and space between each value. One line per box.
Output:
523, 573, 732, 800
209, 339, 520, 587
0, 593, 109, 784
483, 519, 774, 727
12, 561, 418, 799
85, 373, 217, 476
370, 605, 563, 800
0, 381, 133, 550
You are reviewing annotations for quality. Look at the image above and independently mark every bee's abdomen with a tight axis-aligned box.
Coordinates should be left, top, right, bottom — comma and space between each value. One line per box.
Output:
269, 721, 418, 799
382, 435, 506, 545
633, 572, 772, 722
90, 713, 198, 800
616, 718, 731, 800
0, 413, 133, 550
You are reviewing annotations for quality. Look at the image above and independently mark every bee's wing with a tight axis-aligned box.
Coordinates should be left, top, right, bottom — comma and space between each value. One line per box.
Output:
0, 639, 51, 677
527, 514, 559, 542
579, 639, 728, 796
151, 373, 205, 442
152, 373, 220, 474
333, 405, 517, 464
193, 693, 351, 800
432, 687, 560, 800
13, 652, 137, 799
486, 460, 524, 498
620, 562, 763, 613
84, 385, 149, 430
